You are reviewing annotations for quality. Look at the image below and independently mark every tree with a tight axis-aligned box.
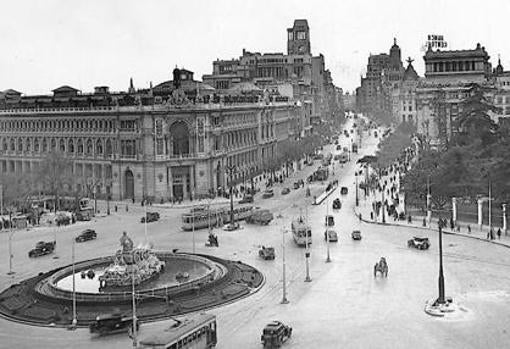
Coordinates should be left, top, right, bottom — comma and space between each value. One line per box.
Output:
37, 151, 74, 211
454, 83, 498, 147
374, 121, 416, 169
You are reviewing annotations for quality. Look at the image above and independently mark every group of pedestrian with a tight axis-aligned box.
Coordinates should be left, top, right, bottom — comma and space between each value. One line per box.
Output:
487, 228, 502, 240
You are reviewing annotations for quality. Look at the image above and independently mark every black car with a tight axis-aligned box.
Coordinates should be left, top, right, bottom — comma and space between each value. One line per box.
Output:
75, 229, 97, 243
89, 313, 138, 336
141, 212, 160, 223
340, 187, 348, 195
28, 240, 56, 258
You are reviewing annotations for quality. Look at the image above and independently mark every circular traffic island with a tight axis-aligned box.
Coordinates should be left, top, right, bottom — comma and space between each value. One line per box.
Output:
0, 251, 263, 327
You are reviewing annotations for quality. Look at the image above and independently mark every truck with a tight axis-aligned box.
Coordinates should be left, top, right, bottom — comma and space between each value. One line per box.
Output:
246, 209, 274, 225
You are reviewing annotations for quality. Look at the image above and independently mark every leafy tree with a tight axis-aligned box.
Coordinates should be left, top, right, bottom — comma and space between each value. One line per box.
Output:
37, 151, 74, 211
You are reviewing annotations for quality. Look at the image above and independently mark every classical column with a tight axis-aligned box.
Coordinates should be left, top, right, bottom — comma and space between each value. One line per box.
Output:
477, 198, 483, 232
452, 197, 457, 225
503, 204, 507, 235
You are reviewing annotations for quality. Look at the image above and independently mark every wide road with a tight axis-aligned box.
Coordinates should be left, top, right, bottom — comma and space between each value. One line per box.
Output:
1, 117, 510, 348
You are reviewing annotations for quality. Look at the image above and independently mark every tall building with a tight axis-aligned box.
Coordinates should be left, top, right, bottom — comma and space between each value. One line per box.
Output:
415, 43, 495, 146
0, 68, 299, 201
356, 39, 404, 123
202, 19, 342, 132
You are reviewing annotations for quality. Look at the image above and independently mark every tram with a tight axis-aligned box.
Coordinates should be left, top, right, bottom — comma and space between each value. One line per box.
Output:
181, 205, 253, 231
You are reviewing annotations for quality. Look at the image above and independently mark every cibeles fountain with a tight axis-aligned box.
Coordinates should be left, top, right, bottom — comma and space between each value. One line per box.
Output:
0, 232, 263, 327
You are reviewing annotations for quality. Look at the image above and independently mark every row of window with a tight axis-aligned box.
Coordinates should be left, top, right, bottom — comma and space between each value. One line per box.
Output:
0, 119, 116, 132
1, 137, 114, 155
1, 159, 112, 179
495, 96, 510, 104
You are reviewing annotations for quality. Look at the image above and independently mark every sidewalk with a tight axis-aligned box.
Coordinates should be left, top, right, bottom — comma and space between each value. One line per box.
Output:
354, 195, 510, 249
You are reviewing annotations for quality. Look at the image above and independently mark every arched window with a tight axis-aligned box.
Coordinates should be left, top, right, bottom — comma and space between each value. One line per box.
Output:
77, 139, 83, 153
105, 139, 112, 155
50, 138, 56, 150
68, 139, 74, 153
96, 139, 103, 154
17, 138, 23, 151
170, 121, 190, 155
10, 139, 15, 151
25, 138, 31, 152
2, 139, 7, 151
86, 139, 93, 154
42, 139, 48, 152
59, 139, 66, 152
34, 139, 40, 152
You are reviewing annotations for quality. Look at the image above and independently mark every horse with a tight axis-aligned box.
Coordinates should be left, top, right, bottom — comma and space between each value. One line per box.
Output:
374, 257, 388, 277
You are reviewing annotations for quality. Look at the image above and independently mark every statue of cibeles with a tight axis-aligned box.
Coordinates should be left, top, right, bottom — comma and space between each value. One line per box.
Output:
120, 231, 134, 252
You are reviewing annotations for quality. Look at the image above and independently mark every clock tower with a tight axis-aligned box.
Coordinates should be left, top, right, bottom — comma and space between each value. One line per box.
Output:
287, 19, 311, 55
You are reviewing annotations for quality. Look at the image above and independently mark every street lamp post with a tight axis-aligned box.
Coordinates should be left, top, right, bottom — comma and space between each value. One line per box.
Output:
7, 228, 16, 275
326, 201, 331, 263
71, 236, 77, 328
304, 208, 311, 282
355, 172, 359, 207
436, 224, 446, 305
225, 165, 237, 227
281, 228, 289, 304
131, 254, 138, 348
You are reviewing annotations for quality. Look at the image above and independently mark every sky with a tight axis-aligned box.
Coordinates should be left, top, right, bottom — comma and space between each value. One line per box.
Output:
1, 0, 509, 95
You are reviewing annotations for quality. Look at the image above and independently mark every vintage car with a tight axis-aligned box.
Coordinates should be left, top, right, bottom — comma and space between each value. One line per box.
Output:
334, 140, 339, 145
340, 187, 349, 195
28, 240, 56, 258
259, 246, 276, 260
141, 211, 160, 223
325, 215, 335, 227
336, 145, 342, 151
261, 321, 292, 348
324, 229, 338, 242
89, 313, 138, 336
75, 229, 97, 243
407, 236, 430, 250
239, 194, 254, 204
281, 187, 290, 195
351, 230, 362, 240
293, 182, 300, 190
262, 189, 274, 199
223, 222, 240, 231
332, 198, 342, 210
246, 209, 274, 225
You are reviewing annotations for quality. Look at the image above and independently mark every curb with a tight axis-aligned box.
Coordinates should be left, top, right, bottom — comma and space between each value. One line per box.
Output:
353, 207, 510, 249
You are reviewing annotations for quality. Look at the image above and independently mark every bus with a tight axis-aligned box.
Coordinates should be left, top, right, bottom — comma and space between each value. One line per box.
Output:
291, 216, 312, 247
181, 205, 253, 231
138, 313, 217, 349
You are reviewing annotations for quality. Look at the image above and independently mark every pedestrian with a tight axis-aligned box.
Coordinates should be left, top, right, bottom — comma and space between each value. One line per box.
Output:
132, 197, 135, 204
370, 211, 374, 220
497, 228, 502, 239
359, 213, 362, 221
467, 224, 471, 233
456, 225, 460, 232
407, 215, 412, 224
450, 218, 454, 230
422, 217, 426, 227
115, 205, 118, 212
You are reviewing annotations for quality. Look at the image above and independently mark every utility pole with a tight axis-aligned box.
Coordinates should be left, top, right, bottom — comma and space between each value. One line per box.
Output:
326, 201, 331, 263
304, 207, 311, 282
71, 237, 77, 328
355, 172, 359, 207
488, 177, 492, 235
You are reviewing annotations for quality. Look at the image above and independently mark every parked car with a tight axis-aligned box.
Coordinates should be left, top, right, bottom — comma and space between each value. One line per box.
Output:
340, 187, 348, 195
89, 313, 138, 336
261, 321, 292, 349
351, 230, 362, 240
246, 209, 274, 225
324, 229, 338, 242
75, 229, 97, 243
239, 194, 254, 204
28, 240, 56, 258
293, 182, 300, 190
332, 198, 342, 210
281, 187, 290, 195
259, 246, 276, 260
336, 145, 342, 151
407, 236, 430, 250
263, 189, 274, 199
223, 222, 240, 231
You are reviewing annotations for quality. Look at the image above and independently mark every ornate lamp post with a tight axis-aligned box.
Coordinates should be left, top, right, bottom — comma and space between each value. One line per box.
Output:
436, 222, 446, 305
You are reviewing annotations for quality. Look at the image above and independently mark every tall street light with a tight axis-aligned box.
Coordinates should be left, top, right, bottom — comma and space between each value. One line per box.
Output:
325, 200, 331, 263
225, 164, 237, 227
281, 228, 289, 304
7, 227, 16, 276
355, 171, 359, 207
131, 252, 138, 348
304, 208, 311, 282
436, 222, 446, 305
71, 234, 77, 328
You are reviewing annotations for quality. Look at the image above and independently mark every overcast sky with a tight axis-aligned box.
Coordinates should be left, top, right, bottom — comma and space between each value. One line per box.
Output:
1, 0, 509, 95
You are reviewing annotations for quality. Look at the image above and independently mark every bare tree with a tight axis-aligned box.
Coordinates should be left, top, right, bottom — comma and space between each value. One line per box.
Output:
37, 151, 74, 211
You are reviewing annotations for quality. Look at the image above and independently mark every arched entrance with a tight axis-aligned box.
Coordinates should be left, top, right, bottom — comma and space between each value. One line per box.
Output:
125, 169, 134, 199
